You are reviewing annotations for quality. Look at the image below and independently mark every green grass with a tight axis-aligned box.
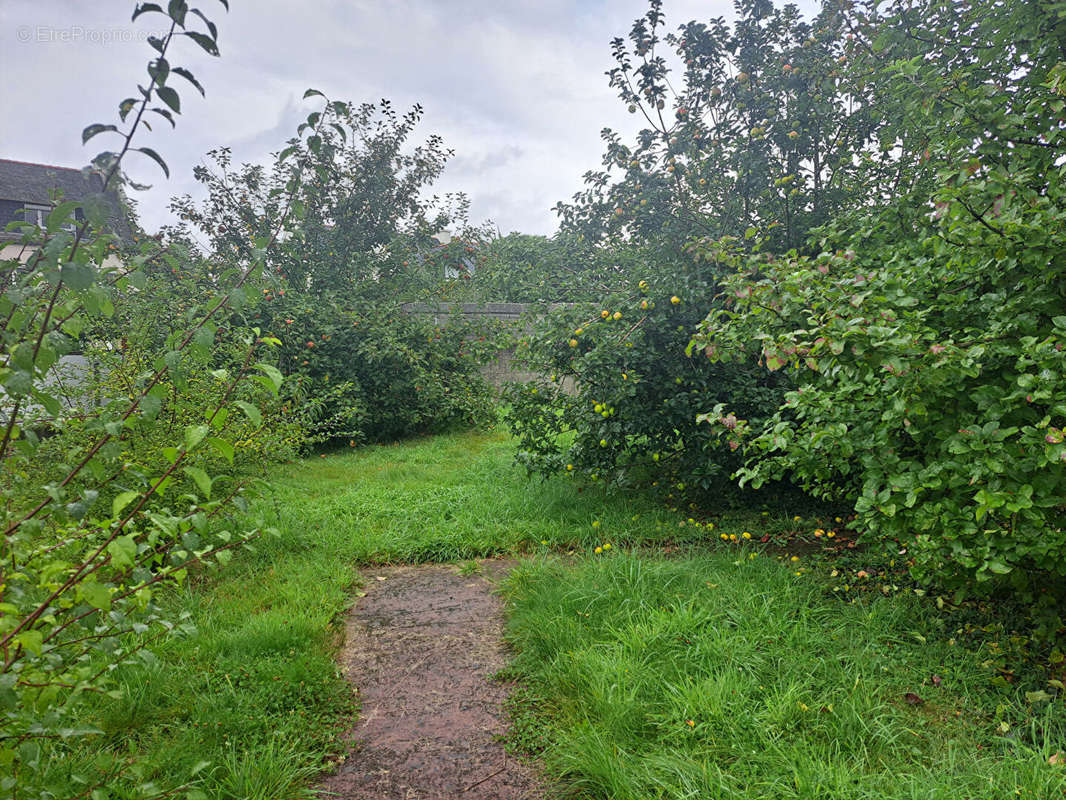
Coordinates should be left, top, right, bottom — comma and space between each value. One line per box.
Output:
50, 427, 1064, 798
52, 428, 696, 797
502, 552, 1066, 799
265, 430, 723, 563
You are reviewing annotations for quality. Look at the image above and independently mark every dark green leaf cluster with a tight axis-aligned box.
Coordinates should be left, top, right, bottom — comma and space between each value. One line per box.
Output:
691, 0, 1066, 616
504, 260, 786, 502
0, 3, 308, 794
252, 290, 504, 447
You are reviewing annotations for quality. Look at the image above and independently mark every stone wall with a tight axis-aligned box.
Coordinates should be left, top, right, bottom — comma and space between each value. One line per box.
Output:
400, 302, 549, 387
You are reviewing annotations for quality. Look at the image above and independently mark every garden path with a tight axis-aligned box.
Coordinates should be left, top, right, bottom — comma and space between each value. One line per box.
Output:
316, 559, 541, 800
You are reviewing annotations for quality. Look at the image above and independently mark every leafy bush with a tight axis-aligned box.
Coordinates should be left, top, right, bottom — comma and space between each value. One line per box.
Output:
504, 258, 785, 500
260, 291, 504, 446
506, 0, 872, 500
0, 3, 329, 793
691, 0, 1066, 619
169, 92, 506, 448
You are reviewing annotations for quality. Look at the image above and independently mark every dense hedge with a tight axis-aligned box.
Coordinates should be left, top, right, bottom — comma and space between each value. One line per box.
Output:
690, 0, 1066, 619
257, 292, 504, 447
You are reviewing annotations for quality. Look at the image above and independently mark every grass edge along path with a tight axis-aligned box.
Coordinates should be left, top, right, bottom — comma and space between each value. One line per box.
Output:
501, 552, 1066, 799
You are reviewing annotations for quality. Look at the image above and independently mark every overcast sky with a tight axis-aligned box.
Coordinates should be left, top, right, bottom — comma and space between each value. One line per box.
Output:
0, 0, 818, 236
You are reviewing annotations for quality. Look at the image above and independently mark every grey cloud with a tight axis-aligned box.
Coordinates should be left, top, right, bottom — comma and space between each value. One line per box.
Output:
1, 0, 819, 236
446, 145, 525, 176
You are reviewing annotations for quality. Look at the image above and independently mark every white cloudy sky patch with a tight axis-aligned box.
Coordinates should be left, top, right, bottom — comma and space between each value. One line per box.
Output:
0, 0, 817, 236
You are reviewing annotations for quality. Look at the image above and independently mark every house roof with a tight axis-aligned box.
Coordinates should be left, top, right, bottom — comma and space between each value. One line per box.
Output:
0, 158, 106, 205
0, 158, 132, 242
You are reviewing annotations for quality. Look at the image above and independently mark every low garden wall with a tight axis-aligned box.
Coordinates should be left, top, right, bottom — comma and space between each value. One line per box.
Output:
401, 302, 547, 387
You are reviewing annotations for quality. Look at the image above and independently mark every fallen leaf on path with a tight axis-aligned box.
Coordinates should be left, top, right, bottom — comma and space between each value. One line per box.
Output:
375, 576, 387, 581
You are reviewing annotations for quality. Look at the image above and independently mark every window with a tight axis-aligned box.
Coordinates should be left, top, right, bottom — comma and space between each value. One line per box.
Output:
24, 203, 77, 232
24, 204, 49, 228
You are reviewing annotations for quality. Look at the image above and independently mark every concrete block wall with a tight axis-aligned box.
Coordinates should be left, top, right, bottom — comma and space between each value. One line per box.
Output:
400, 302, 553, 387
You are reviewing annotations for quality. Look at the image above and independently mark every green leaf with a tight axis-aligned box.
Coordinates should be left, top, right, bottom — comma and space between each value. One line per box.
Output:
172, 66, 204, 96
132, 3, 165, 21
183, 466, 213, 499
137, 147, 170, 178
60, 261, 96, 290
152, 106, 176, 128
14, 630, 43, 656
33, 389, 60, 416
0, 674, 16, 711
167, 0, 188, 25
61, 316, 86, 338
255, 363, 284, 394
141, 392, 163, 420
107, 535, 138, 570
1025, 690, 1052, 703
192, 325, 215, 355
82, 123, 119, 144
184, 424, 208, 452
112, 490, 140, 518
47, 201, 80, 233
188, 8, 217, 39
156, 86, 181, 113
118, 97, 138, 121
183, 30, 219, 56
78, 580, 112, 611
148, 55, 170, 85
234, 400, 262, 429
207, 437, 234, 464
189, 760, 211, 777
765, 354, 785, 372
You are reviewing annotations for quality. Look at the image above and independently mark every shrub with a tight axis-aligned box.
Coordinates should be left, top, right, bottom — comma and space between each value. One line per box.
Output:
261, 292, 504, 446
504, 257, 785, 501
169, 91, 507, 448
691, 0, 1066, 622
0, 3, 322, 792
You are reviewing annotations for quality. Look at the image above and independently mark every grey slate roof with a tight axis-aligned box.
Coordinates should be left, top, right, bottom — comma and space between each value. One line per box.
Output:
0, 158, 132, 242
0, 158, 106, 204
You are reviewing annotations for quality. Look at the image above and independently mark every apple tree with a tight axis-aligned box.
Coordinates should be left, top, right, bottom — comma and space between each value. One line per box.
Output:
692, 0, 1066, 622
